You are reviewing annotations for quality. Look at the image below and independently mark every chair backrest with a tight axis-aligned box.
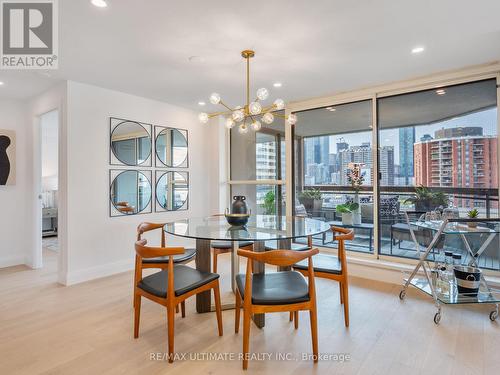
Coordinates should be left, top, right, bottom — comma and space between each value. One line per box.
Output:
137, 222, 167, 246
237, 248, 319, 305
134, 239, 185, 300
331, 226, 354, 269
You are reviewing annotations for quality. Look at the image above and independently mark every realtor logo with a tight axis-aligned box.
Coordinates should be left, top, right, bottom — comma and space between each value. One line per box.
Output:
1, 0, 58, 69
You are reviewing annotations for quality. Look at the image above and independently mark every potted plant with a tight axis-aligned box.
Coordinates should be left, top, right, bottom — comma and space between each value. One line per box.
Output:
336, 202, 359, 226
347, 163, 365, 224
298, 189, 322, 212
404, 185, 449, 211
261, 190, 276, 215
467, 208, 479, 228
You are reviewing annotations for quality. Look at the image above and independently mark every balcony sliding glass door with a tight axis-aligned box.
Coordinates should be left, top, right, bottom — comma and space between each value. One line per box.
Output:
377, 79, 499, 269
292, 100, 375, 253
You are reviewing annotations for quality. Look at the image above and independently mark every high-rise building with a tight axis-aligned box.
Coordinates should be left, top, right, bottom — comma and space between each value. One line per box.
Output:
399, 127, 415, 184
414, 127, 498, 208
304, 136, 331, 184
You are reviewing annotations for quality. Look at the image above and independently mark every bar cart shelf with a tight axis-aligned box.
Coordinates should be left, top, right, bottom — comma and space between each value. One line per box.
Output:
398, 217, 500, 324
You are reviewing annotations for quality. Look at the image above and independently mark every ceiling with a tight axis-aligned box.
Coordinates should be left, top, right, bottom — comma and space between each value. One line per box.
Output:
1, 0, 500, 111
295, 79, 497, 136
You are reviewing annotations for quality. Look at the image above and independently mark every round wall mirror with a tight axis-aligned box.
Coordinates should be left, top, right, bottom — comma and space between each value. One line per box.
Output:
111, 121, 151, 166
110, 170, 152, 214
156, 172, 188, 210
156, 128, 188, 167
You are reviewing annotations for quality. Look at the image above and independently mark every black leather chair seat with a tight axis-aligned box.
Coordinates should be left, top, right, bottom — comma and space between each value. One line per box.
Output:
293, 253, 342, 275
138, 265, 219, 298
142, 248, 196, 264
211, 241, 253, 249
236, 271, 310, 305
264, 242, 311, 251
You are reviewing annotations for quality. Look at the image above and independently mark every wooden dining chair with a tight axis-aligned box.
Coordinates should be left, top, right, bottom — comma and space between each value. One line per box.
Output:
235, 248, 319, 370
293, 226, 354, 327
133, 239, 223, 363
135, 222, 196, 317
210, 214, 253, 273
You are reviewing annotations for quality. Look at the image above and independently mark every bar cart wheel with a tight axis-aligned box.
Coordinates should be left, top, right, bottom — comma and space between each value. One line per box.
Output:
490, 310, 498, 322
434, 312, 441, 324
399, 290, 406, 300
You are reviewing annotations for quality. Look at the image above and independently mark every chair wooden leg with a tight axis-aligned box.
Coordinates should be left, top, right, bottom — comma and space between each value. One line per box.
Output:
342, 280, 350, 327
339, 282, 344, 304
133, 293, 141, 339
213, 250, 218, 274
242, 306, 251, 370
175, 304, 180, 314
294, 311, 299, 329
181, 301, 186, 318
309, 305, 318, 363
167, 305, 175, 363
289, 311, 293, 322
213, 281, 223, 336
235, 290, 241, 333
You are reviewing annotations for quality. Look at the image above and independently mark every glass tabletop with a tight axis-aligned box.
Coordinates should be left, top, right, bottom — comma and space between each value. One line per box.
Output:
413, 220, 500, 234
163, 215, 331, 241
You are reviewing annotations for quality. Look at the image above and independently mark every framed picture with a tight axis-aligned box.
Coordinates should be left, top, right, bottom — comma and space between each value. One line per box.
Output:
0, 129, 15, 185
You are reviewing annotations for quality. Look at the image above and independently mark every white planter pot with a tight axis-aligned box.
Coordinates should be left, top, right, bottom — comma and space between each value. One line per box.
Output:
352, 211, 362, 225
342, 212, 353, 226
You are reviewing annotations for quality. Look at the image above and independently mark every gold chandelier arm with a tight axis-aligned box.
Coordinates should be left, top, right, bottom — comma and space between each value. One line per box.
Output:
208, 110, 233, 118
273, 113, 287, 119
261, 104, 278, 113
219, 100, 234, 112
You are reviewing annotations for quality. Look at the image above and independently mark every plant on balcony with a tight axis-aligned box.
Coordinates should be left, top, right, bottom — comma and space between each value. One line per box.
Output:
467, 208, 479, 228
336, 202, 359, 226
347, 163, 365, 224
261, 190, 276, 215
404, 185, 449, 211
298, 189, 322, 212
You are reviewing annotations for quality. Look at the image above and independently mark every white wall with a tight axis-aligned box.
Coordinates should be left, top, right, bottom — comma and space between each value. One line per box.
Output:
0, 100, 31, 267
64, 81, 214, 284
41, 109, 59, 191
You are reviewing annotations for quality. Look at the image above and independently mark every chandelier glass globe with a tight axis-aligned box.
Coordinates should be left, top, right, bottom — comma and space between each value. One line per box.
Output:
238, 124, 249, 134
232, 109, 245, 122
250, 120, 262, 131
249, 101, 262, 115
287, 113, 298, 125
273, 98, 285, 110
198, 112, 209, 124
225, 118, 235, 129
262, 112, 274, 124
209, 92, 221, 105
256, 87, 269, 101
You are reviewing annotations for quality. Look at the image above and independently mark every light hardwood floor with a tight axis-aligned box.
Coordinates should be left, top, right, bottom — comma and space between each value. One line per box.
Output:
1, 249, 499, 375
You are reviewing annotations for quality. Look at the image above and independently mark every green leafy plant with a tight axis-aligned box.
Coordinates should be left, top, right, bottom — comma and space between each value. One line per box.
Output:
336, 202, 359, 214
261, 190, 276, 215
404, 185, 449, 208
298, 189, 322, 200
467, 208, 479, 219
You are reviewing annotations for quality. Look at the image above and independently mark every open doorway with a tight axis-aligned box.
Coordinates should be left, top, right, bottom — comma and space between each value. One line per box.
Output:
40, 110, 59, 267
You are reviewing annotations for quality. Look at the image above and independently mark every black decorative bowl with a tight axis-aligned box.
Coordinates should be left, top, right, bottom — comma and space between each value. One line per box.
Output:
225, 213, 250, 227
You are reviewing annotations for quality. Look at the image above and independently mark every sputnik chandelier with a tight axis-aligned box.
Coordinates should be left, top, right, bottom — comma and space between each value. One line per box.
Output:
198, 50, 297, 134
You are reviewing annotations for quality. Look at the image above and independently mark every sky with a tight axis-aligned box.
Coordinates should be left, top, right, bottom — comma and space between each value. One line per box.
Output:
328, 107, 497, 165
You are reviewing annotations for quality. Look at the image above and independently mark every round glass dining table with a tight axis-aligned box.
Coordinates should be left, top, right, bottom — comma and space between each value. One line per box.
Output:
164, 215, 331, 328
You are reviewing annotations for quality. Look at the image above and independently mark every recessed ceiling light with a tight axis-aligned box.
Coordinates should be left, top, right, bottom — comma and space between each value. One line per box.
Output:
0, 81, 4, 86
326, 107, 332, 110
329, 108, 336, 112
91, 0, 108, 8
436, 89, 446, 95
273, 82, 282, 88
198, 101, 206, 106
411, 46, 425, 54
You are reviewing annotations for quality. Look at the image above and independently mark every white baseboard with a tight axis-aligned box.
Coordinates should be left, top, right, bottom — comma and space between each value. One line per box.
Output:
0, 255, 27, 268
64, 258, 135, 286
